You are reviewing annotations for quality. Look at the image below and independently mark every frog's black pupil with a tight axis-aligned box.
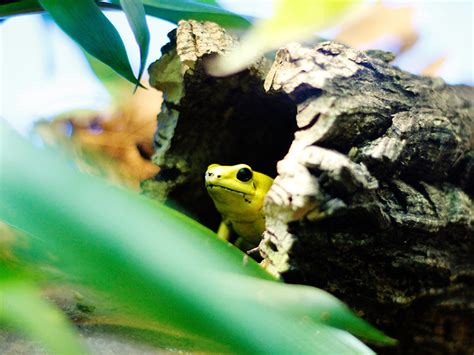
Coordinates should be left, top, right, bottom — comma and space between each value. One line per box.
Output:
236, 168, 252, 182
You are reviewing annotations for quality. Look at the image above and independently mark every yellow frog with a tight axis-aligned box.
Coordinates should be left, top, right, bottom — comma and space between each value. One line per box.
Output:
205, 164, 274, 248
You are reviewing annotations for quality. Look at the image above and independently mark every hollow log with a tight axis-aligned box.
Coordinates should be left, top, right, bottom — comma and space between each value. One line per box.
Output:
144, 20, 474, 354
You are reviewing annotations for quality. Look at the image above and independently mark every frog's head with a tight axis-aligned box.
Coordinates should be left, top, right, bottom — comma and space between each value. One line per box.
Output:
205, 164, 257, 203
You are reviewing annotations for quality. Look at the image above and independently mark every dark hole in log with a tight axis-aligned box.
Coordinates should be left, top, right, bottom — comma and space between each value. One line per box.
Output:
266, 240, 278, 252
291, 85, 322, 105
154, 167, 181, 182
151, 59, 298, 229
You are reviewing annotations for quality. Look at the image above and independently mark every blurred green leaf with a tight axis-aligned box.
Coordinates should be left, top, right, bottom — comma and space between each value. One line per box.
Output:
119, 0, 150, 87
208, 0, 359, 76
0, 281, 86, 355
38, 0, 138, 85
0, 123, 389, 353
220, 275, 396, 345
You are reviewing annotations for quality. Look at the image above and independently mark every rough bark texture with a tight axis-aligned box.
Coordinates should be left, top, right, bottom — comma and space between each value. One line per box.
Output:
144, 20, 474, 354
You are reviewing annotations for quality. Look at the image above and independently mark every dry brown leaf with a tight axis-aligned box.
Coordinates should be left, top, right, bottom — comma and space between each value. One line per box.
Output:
421, 56, 447, 77
335, 3, 418, 54
36, 82, 161, 190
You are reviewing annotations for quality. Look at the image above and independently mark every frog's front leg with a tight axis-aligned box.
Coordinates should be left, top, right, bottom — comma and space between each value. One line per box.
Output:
217, 220, 232, 241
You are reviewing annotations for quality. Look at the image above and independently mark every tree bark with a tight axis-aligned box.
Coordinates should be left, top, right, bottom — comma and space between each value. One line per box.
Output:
144, 20, 474, 354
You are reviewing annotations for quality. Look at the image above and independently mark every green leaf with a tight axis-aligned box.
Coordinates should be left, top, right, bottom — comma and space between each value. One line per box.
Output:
0, 123, 386, 353
208, 0, 359, 76
219, 275, 397, 345
119, 0, 150, 88
112, 0, 252, 28
0, 0, 41, 18
1, 0, 250, 28
0, 281, 86, 355
38, 0, 138, 85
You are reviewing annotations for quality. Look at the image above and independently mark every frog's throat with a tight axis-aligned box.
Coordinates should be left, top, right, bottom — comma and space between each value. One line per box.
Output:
206, 184, 255, 196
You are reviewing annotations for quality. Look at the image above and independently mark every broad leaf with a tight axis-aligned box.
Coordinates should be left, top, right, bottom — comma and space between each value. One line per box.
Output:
0, 123, 385, 353
219, 274, 396, 345
1, 0, 251, 28
38, 0, 138, 85
112, 0, 252, 28
119, 0, 150, 87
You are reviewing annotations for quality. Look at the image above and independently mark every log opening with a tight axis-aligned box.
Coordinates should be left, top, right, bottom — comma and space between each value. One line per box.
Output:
143, 21, 297, 228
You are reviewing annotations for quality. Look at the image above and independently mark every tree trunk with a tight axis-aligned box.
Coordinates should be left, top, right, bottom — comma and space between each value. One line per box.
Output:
144, 20, 474, 354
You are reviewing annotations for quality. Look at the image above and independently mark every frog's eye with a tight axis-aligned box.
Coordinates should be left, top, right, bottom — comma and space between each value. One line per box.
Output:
236, 167, 253, 182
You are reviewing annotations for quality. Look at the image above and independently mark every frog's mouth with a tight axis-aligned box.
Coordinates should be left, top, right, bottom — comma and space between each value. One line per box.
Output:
206, 184, 251, 196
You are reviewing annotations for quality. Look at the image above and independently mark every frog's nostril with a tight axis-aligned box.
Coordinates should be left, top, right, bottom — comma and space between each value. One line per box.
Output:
217, 175, 221, 178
